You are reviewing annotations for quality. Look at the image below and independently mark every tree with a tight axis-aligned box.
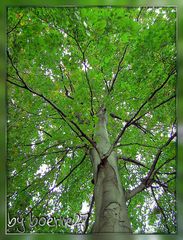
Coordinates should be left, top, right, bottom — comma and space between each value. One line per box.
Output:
7, 7, 176, 234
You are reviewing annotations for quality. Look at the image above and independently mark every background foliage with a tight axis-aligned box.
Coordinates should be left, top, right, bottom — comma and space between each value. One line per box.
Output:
7, 7, 176, 234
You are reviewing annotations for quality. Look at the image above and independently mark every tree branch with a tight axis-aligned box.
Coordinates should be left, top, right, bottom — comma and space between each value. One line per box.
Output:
136, 7, 144, 22
21, 140, 46, 147
63, 85, 74, 100
109, 45, 128, 93
73, 36, 94, 116
151, 187, 170, 233
27, 153, 87, 215
8, 149, 67, 180
128, 67, 176, 127
83, 194, 94, 234
22, 143, 86, 164
125, 133, 176, 200
108, 7, 143, 93
118, 156, 148, 169
103, 68, 176, 159
20, 150, 69, 194
37, 128, 52, 138
110, 113, 154, 136
7, 79, 25, 89
7, 51, 96, 149
7, 15, 24, 34
125, 182, 146, 201
116, 142, 158, 149
153, 156, 175, 176
132, 94, 176, 124
146, 132, 176, 181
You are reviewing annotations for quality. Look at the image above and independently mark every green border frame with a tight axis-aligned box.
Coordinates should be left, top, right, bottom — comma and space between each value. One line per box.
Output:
1, 1, 183, 240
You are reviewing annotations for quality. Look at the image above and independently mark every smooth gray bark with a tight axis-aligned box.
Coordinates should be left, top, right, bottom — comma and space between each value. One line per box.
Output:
90, 107, 132, 233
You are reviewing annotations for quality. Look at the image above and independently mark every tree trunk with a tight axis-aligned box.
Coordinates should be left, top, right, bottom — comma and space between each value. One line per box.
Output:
90, 107, 132, 233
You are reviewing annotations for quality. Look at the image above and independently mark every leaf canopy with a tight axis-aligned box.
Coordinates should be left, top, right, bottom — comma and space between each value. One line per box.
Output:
7, 7, 176, 233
